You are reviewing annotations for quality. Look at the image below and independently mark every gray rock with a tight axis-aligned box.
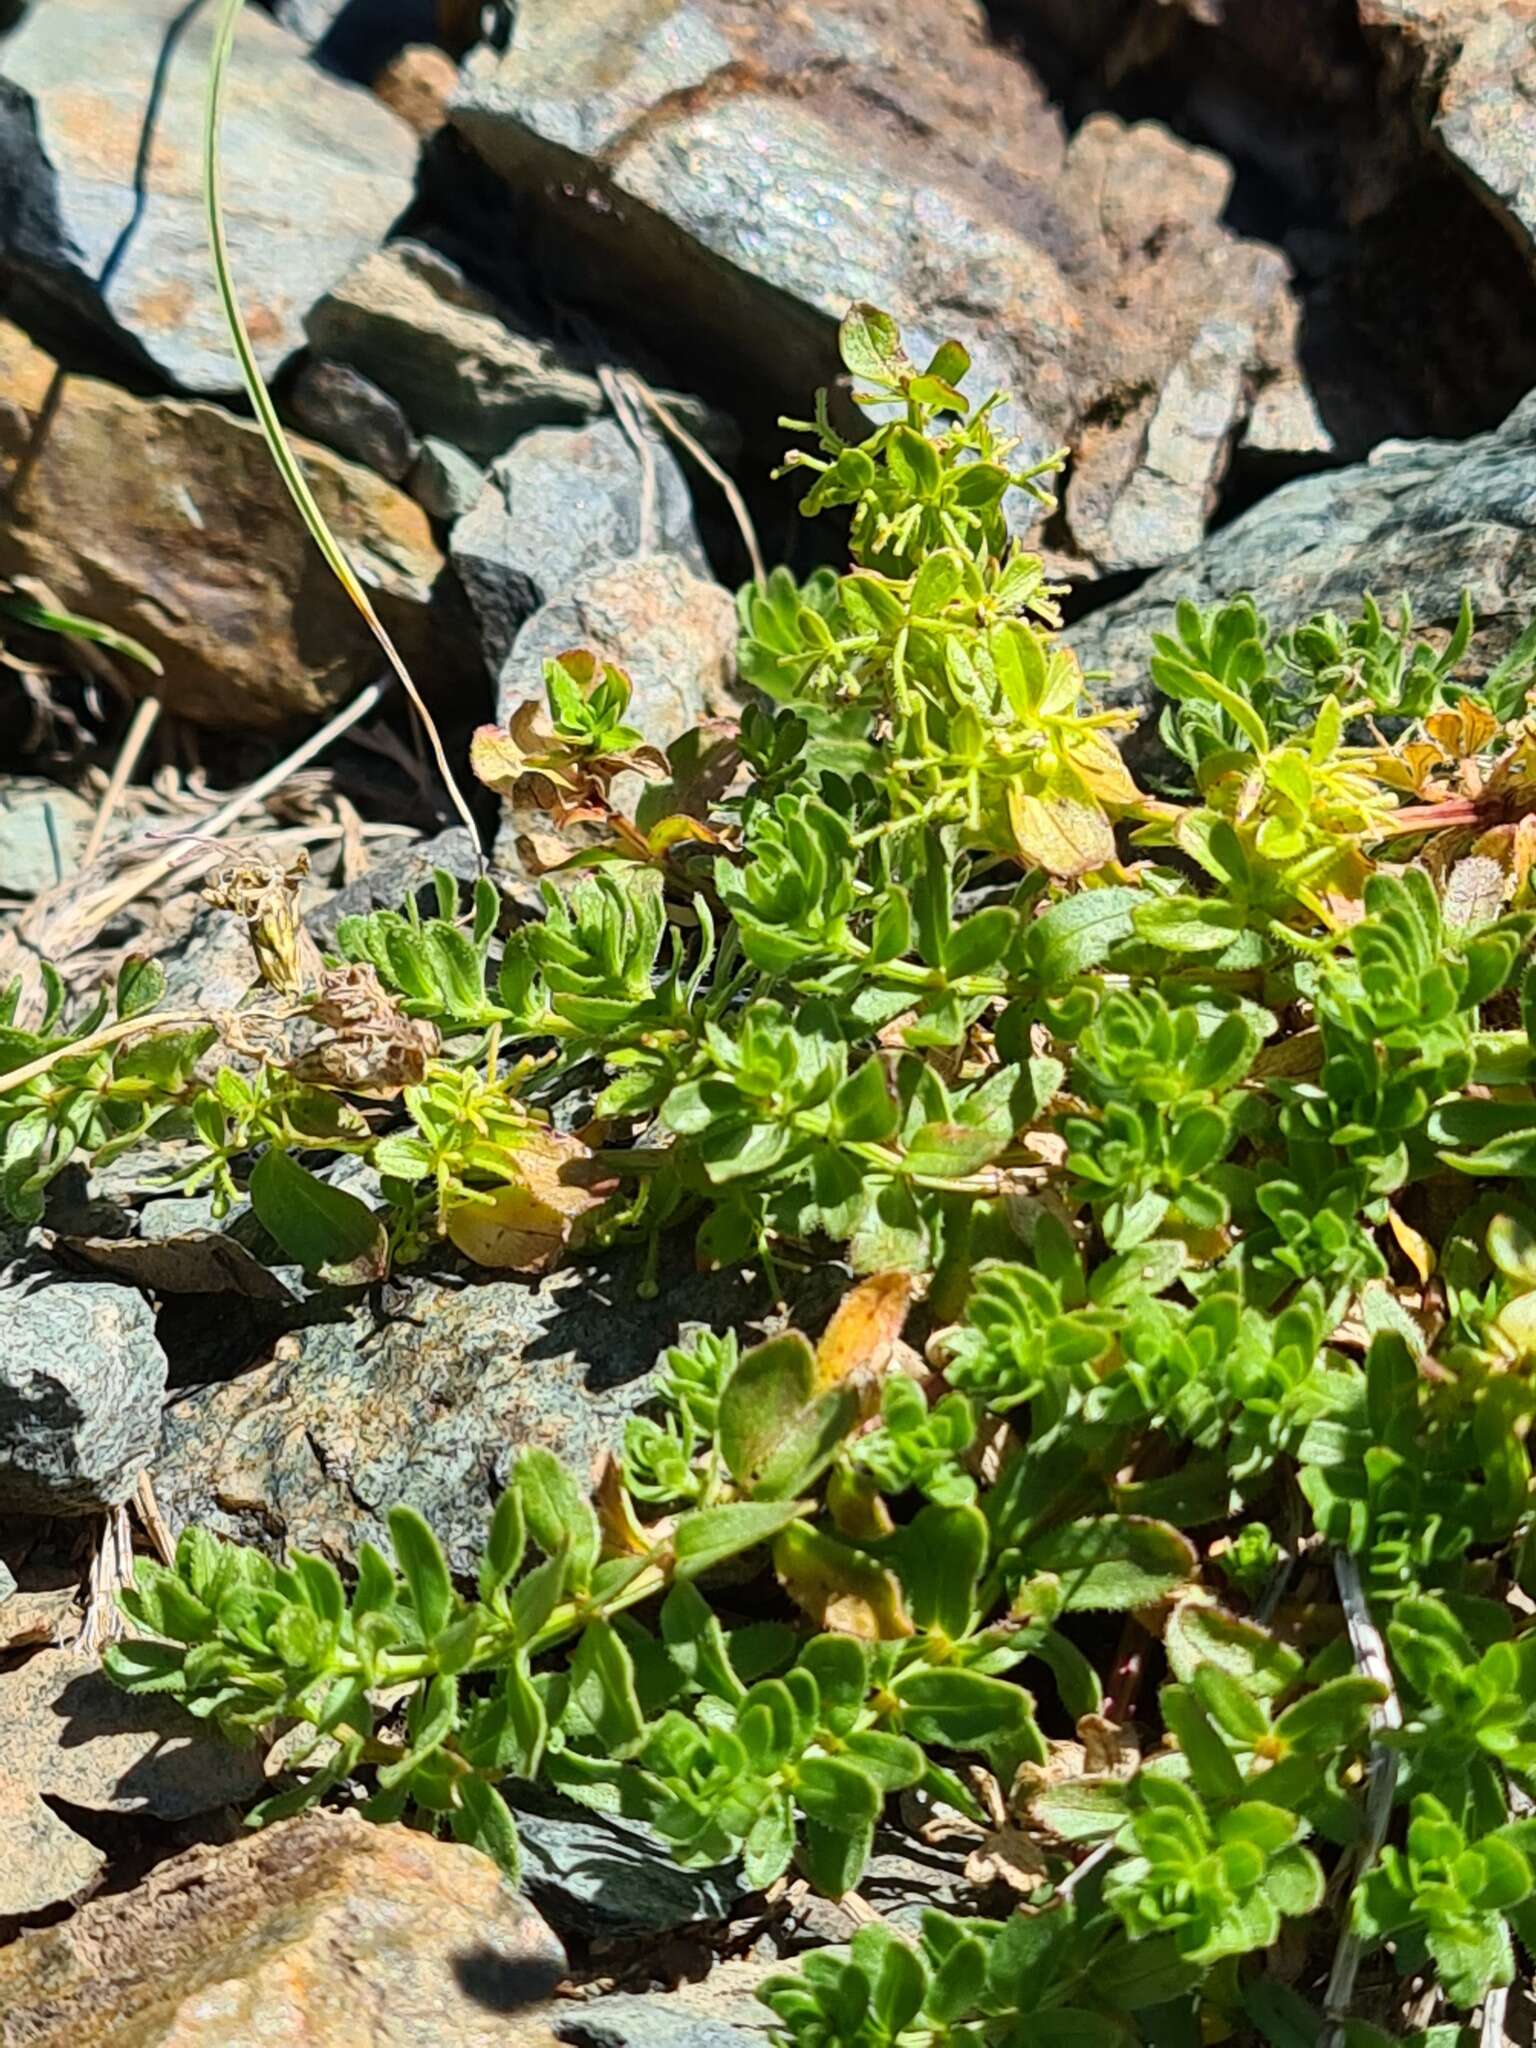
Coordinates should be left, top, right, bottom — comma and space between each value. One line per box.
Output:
2, 1276, 168, 1513
555, 1994, 767, 2048
0, 0, 416, 395
509, 1784, 748, 1938
450, 0, 1312, 576
305, 239, 603, 459
1068, 387, 1536, 749
289, 358, 418, 482
409, 435, 487, 523
153, 1250, 770, 1571
307, 825, 481, 947
454, 419, 708, 672
497, 554, 736, 745
0, 1651, 266, 1916
0, 777, 95, 896
1370, 2, 1536, 270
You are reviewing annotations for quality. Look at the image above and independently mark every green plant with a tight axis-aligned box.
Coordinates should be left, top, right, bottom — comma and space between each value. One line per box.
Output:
6, 303, 1535, 2036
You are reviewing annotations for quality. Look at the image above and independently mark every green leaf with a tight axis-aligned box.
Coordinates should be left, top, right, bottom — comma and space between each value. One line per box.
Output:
516, 1449, 600, 1590
1164, 1604, 1303, 1699
479, 1487, 526, 1606
1023, 1516, 1197, 1612
672, 1500, 806, 1581
567, 1619, 646, 1754
452, 1775, 522, 1883
247, 1148, 387, 1283
718, 1335, 859, 1501
840, 302, 910, 383
388, 1505, 455, 1639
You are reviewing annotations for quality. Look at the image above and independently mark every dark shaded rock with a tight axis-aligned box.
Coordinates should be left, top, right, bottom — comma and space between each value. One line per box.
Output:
153, 1250, 770, 1572
508, 1783, 747, 1939
454, 420, 707, 672
450, 0, 1310, 576
0, 375, 445, 730
1069, 389, 1536, 747
0, 1650, 266, 1916
290, 358, 419, 482
2, 1272, 166, 1513
0, 1809, 567, 2045
411, 436, 488, 522
305, 240, 604, 460
0, 0, 416, 395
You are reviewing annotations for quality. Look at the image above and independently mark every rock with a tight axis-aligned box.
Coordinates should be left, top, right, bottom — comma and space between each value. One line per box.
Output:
454, 420, 708, 672
0, 1809, 568, 2044
0, 777, 95, 896
153, 1250, 769, 1571
306, 240, 604, 460
553, 1995, 766, 2048
411, 437, 488, 523
0, 375, 445, 730
1365, 2, 1536, 270
2, 1273, 167, 1513
497, 555, 737, 747
374, 43, 461, 135
1068, 388, 1536, 748
307, 824, 482, 946
450, 0, 1310, 576
0, 0, 417, 395
0, 317, 57, 493
289, 358, 419, 482
507, 1783, 747, 1939
0, 1650, 266, 1916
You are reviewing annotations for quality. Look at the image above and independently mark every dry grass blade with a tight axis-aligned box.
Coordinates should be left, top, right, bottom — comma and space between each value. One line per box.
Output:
619, 370, 767, 589
205, 0, 482, 867
82, 695, 162, 868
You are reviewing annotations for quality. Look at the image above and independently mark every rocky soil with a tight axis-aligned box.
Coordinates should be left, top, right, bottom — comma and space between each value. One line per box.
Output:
5, 0, 1536, 2039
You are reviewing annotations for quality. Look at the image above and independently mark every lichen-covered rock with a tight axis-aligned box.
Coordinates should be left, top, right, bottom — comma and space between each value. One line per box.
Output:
451, 0, 1310, 575
0, 375, 444, 730
0, 0, 416, 394
305, 240, 604, 459
0, 1809, 568, 2046
289, 358, 419, 482
454, 420, 708, 672
153, 1253, 770, 1571
2, 1274, 167, 1512
1069, 388, 1536, 751
0, 1650, 266, 1916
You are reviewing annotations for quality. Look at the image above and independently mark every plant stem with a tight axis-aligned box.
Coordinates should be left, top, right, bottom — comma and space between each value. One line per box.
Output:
0, 1010, 208, 1095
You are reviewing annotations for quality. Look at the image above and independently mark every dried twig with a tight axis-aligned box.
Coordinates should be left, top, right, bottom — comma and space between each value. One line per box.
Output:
27, 675, 391, 954
81, 693, 162, 869
1322, 1550, 1404, 2048
598, 363, 659, 557
134, 1470, 176, 1568
619, 370, 767, 590
76, 1503, 136, 1656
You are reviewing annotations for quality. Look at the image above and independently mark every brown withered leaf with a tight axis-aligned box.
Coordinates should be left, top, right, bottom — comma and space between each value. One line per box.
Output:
203, 850, 323, 997
815, 1271, 914, 1391
288, 963, 440, 1101
594, 1453, 654, 1558
964, 1825, 1050, 1892
773, 1523, 913, 1642
444, 1126, 611, 1272
59, 1232, 297, 1302
1007, 787, 1115, 880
